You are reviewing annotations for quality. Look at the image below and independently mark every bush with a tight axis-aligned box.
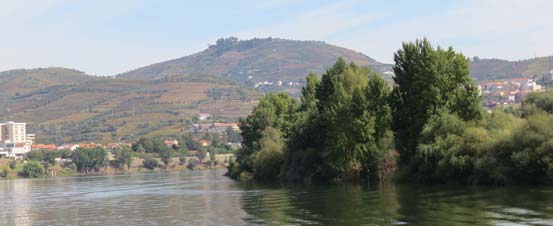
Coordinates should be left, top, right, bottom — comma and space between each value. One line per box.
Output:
159, 148, 171, 168
72, 147, 107, 173
9, 161, 16, 170
226, 160, 241, 179
251, 127, 285, 180
187, 159, 200, 169
113, 146, 133, 169
21, 161, 45, 178
143, 158, 158, 170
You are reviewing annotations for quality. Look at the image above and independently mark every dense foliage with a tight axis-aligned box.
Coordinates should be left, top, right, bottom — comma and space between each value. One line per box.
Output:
230, 39, 553, 185
525, 90, 553, 113
143, 158, 159, 170
27, 149, 72, 165
113, 146, 133, 170
231, 58, 395, 182
21, 161, 45, 178
391, 39, 482, 166
71, 147, 107, 173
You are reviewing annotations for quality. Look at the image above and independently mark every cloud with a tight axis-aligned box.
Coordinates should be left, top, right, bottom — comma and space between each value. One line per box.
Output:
336, 0, 553, 63
238, 0, 380, 41
1, 0, 552, 74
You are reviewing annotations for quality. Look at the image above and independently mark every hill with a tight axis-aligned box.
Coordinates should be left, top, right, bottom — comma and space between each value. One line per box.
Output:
0, 67, 94, 97
0, 68, 260, 144
4, 39, 552, 144
470, 56, 553, 80
118, 37, 393, 84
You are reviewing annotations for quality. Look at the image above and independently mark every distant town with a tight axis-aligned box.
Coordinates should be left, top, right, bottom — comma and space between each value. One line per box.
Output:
0, 111, 240, 180
479, 70, 553, 110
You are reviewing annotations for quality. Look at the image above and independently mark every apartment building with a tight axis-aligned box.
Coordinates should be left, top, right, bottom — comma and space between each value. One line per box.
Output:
0, 121, 33, 158
0, 121, 27, 143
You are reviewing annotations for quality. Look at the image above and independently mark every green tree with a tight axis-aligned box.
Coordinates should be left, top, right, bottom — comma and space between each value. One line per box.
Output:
114, 146, 133, 170
391, 38, 481, 166
21, 161, 45, 178
89, 147, 107, 172
72, 148, 90, 173
138, 137, 154, 152
353, 74, 394, 181
143, 158, 158, 170
58, 149, 72, 159
9, 161, 16, 170
27, 150, 44, 161
159, 147, 172, 168
315, 59, 371, 178
44, 151, 59, 165
525, 90, 553, 113
72, 147, 107, 173
300, 73, 320, 111
251, 127, 285, 180
235, 92, 298, 176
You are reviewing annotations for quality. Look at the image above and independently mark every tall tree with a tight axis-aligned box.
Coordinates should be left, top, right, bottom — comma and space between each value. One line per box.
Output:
391, 39, 481, 166
114, 146, 133, 170
235, 93, 298, 176
300, 73, 320, 111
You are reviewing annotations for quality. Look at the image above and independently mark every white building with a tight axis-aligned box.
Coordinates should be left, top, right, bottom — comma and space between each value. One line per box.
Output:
0, 122, 34, 159
0, 121, 27, 144
198, 113, 212, 121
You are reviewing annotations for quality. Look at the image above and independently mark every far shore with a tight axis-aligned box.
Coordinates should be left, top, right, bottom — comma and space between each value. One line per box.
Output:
0, 157, 228, 180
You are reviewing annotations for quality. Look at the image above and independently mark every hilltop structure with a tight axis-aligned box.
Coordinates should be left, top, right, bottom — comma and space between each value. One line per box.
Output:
0, 121, 35, 158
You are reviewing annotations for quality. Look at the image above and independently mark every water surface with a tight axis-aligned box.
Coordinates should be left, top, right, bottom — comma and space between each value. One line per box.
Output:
1, 170, 552, 225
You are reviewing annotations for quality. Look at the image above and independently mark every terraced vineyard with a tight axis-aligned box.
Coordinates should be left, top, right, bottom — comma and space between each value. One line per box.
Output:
0, 68, 260, 144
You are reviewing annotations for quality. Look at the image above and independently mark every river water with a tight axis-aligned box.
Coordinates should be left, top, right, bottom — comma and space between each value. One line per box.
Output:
0, 170, 552, 226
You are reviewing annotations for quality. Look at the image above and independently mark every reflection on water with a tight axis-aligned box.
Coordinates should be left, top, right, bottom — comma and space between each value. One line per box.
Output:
0, 170, 552, 226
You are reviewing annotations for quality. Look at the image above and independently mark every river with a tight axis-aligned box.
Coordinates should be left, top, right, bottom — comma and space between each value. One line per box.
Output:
0, 170, 552, 226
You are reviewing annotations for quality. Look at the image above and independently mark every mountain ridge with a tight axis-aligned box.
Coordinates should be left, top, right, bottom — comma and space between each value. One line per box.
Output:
118, 37, 393, 83
2, 37, 553, 144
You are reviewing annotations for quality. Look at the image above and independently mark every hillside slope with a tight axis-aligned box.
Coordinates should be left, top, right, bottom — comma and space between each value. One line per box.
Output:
118, 37, 393, 83
0, 67, 94, 97
0, 69, 259, 144
470, 56, 553, 80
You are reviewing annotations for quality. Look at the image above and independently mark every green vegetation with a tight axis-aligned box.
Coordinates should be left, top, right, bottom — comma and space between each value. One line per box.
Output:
71, 147, 107, 173
230, 39, 553, 185
525, 90, 553, 113
391, 39, 482, 166
160, 147, 172, 168
0, 67, 259, 144
9, 161, 16, 170
27, 149, 72, 165
231, 58, 395, 182
143, 158, 159, 170
113, 146, 133, 170
21, 161, 45, 178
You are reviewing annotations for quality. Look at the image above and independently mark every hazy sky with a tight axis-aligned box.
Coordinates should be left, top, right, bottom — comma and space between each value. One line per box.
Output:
2, 0, 553, 75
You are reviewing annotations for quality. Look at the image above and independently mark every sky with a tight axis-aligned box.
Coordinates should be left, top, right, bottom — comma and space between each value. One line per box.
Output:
1, 0, 553, 76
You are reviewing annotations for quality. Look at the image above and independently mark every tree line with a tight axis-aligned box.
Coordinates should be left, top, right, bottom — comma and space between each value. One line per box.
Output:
228, 39, 553, 185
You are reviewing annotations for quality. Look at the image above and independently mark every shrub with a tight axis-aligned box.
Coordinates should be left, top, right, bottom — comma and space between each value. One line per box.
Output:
187, 159, 200, 169
9, 161, 16, 170
143, 158, 158, 170
21, 161, 45, 178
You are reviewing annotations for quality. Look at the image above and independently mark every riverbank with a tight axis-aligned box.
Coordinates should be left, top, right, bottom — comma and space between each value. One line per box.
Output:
0, 157, 226, 180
